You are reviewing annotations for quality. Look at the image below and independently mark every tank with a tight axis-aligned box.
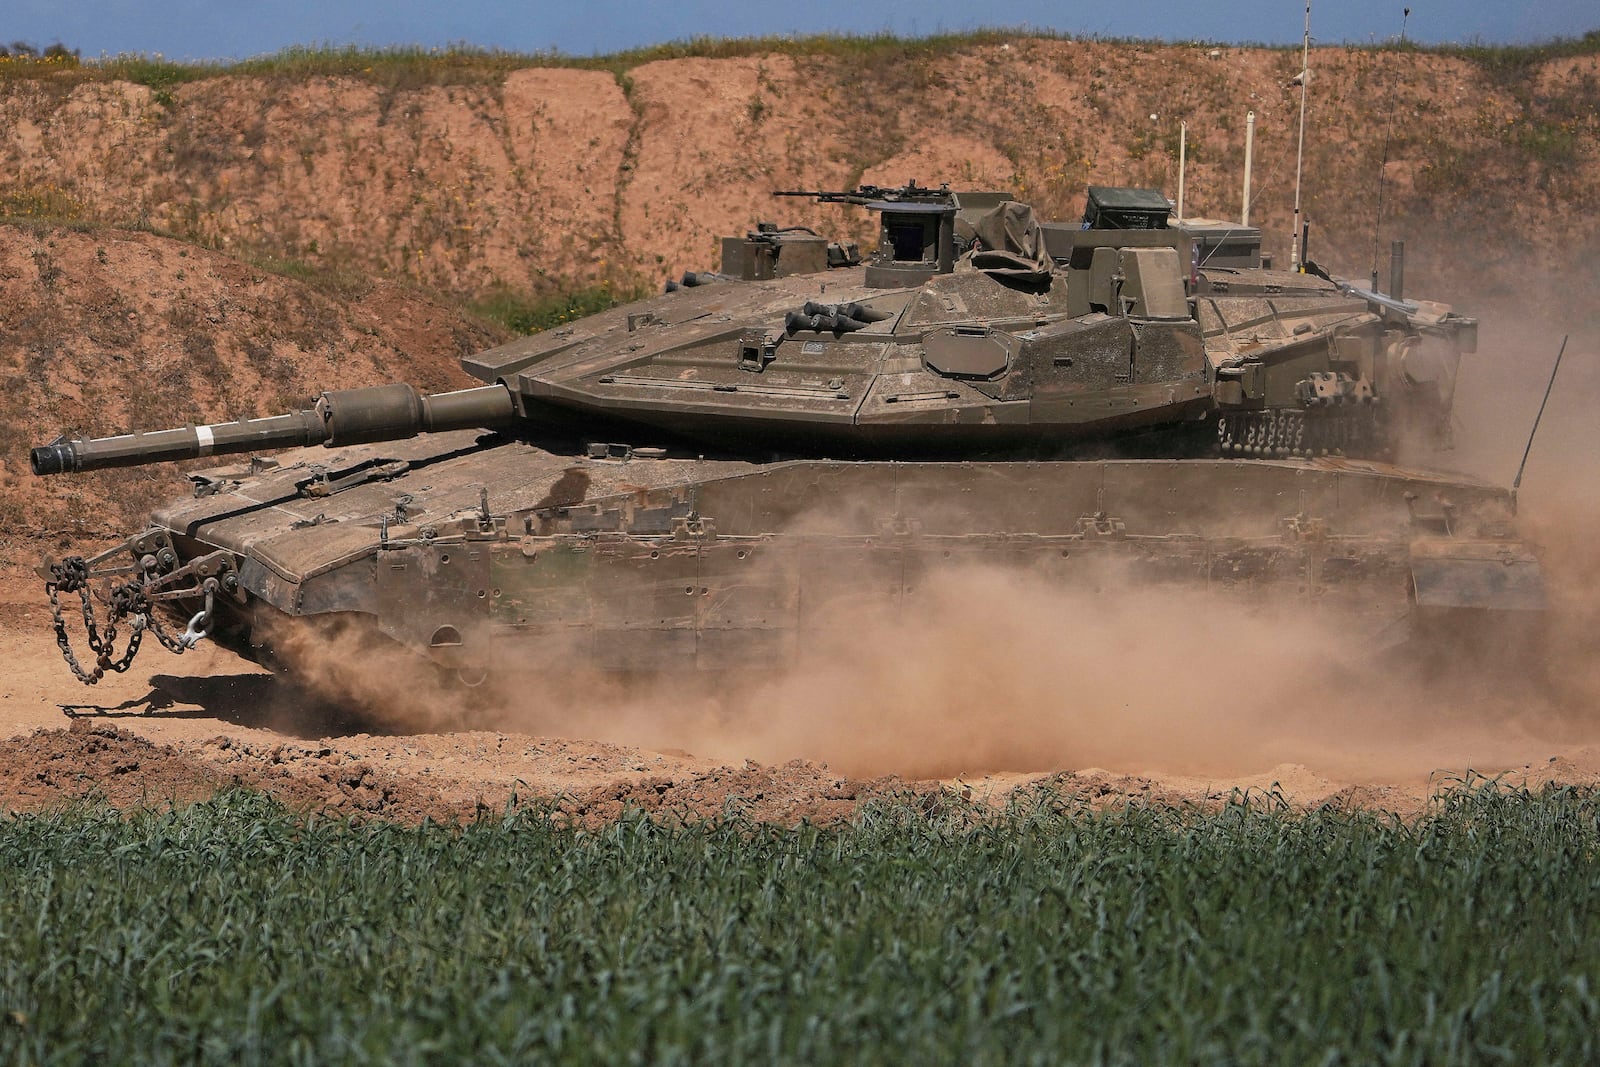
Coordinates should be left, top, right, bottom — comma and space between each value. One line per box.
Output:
32, 184, 1544, 686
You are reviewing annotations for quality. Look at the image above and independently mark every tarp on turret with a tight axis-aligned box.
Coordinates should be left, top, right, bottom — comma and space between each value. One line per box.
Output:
968, 201, 1053, 282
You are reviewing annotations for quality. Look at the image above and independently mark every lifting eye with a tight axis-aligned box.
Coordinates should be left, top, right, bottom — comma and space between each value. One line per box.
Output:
429, 625, 463, 648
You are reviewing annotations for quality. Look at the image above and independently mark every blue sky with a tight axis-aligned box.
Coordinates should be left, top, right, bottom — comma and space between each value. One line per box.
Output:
9, 1, 1596, 62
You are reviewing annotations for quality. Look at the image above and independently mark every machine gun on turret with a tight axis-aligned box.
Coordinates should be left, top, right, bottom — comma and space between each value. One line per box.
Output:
771, 180, 957, 206
773, 182, 1016, 286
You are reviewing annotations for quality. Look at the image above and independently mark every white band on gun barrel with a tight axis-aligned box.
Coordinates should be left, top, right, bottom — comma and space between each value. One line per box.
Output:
195, 425, 215, 457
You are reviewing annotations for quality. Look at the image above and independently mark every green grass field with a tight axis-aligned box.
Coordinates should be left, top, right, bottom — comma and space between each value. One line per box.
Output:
0, 784, 1595, 1064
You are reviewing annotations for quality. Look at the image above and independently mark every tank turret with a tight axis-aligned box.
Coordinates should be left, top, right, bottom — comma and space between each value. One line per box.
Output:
34, 185, 1477, 474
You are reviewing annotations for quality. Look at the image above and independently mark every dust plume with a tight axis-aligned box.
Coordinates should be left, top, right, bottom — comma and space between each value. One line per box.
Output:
1423, 307, 1600, 715
470, 551, 1594, 782
254, 611, 485, 735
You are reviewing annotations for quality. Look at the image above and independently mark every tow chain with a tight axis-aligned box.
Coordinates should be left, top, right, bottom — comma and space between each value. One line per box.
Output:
44, 555, 214, 685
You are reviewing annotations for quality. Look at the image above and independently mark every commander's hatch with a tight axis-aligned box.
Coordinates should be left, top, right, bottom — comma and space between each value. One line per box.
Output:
864, 200, 959, 289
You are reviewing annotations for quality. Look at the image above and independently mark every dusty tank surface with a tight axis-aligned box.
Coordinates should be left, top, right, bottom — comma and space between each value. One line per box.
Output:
32, 184, 1544, 687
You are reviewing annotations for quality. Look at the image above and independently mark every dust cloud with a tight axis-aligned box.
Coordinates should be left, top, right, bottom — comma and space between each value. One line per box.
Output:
1431, 308, 1600, 714
255, 611, 488, 735
465, 555, 1588, 782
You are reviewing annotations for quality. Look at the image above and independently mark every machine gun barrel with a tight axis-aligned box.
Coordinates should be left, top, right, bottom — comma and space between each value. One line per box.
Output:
772, 182, 953, 206
31, 383, 519, 476
772, 189, 872, 205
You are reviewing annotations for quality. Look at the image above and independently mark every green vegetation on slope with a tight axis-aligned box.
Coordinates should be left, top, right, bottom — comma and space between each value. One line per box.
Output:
0, 784, 1596, 1065
0, 30, 1596, 90
469, 282, 650, 335
1433, 29, 1600, 84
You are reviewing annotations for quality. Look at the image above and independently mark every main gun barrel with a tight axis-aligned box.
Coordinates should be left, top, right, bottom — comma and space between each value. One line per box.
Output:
31, 383, 519, 476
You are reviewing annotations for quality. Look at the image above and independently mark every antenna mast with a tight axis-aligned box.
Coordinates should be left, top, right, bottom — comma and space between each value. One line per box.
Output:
1290, 1, 1311, 271
1242, 111, 1255, 226
1513, 335, 1569, 498
1176, 121, 1187, 221
1371, 7, 1410, 291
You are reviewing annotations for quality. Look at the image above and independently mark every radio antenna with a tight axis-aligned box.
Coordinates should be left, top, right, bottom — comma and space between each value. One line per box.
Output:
1370, 7, 1410, 290
1290, 1, 1312, 271
1513, 334, 1569, 498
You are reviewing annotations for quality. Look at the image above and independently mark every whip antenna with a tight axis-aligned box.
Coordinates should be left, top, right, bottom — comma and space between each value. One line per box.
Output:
1513, 335, 1569, 496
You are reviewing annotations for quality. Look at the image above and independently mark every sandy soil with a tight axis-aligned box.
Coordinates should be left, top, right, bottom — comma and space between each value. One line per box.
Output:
0, 591, 932, 823
4, 572, 1597, 826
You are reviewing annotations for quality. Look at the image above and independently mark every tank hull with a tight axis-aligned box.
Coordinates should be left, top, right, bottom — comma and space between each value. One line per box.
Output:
139, 430, 1542, 678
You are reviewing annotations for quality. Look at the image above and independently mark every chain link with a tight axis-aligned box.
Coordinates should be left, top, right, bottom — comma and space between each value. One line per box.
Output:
44, 556, 190, 685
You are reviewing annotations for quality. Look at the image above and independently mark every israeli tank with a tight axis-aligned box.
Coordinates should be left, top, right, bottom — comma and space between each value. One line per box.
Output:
32, 183, 1543, 686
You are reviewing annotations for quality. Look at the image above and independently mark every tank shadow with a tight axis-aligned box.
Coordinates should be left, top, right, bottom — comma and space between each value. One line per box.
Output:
61, 674, 397, 740
61, 689, 183, 718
